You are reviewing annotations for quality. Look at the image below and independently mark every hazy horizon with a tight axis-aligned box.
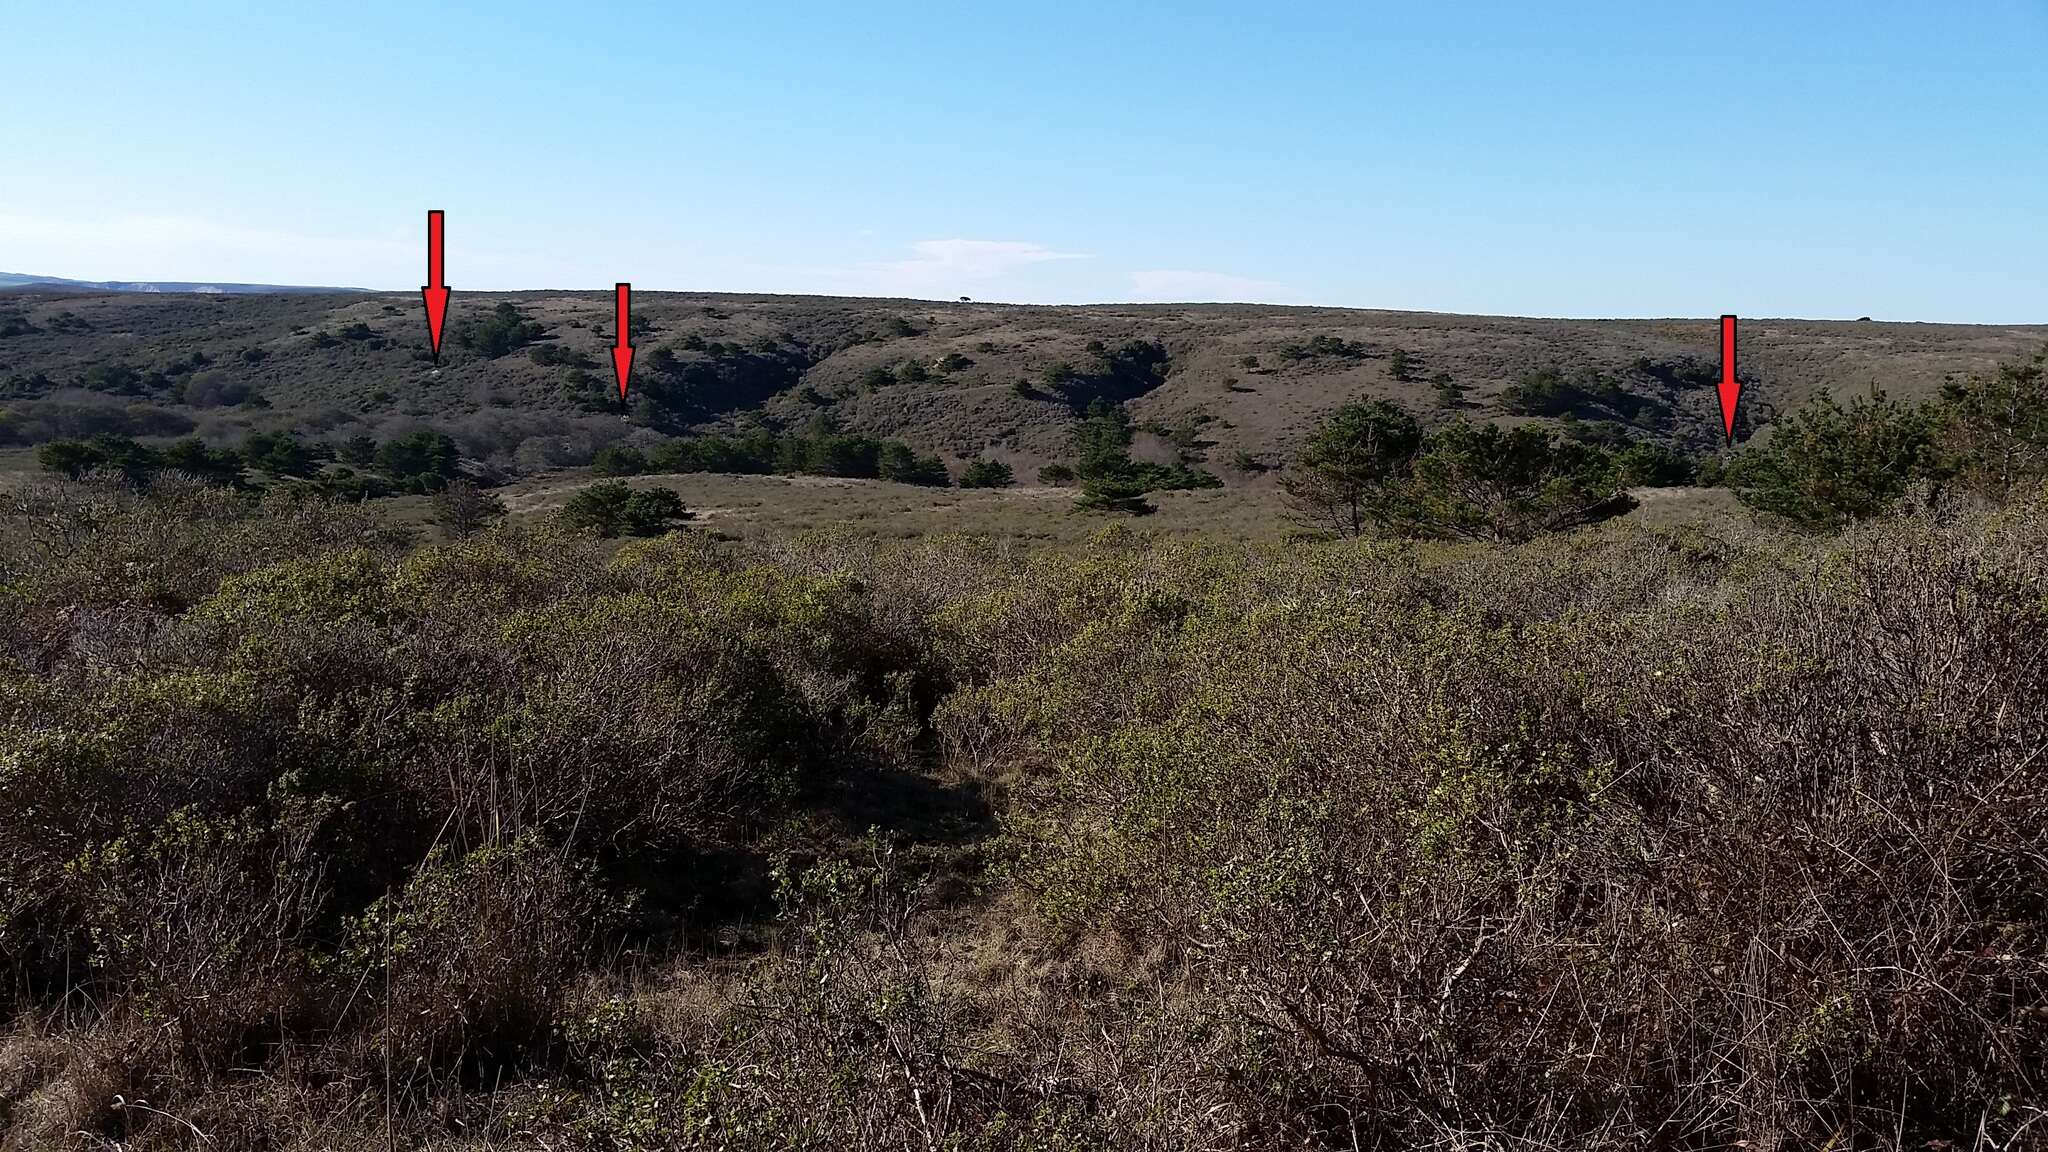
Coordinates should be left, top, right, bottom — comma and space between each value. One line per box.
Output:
8, 270, 2047, 328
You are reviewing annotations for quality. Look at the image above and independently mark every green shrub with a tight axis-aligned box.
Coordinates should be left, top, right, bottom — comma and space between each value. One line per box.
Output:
1070, 399, 1135, 480
180, 370, 255, 408
344, 834, 599, 1072
1499, 366, 1666, 424
1726, 388, 1937, 528
79, 362, 146, 394
1400, 419, 1635, 541
877, 442, 950, 486
242, 430, 322, 477
336, 433, 377, 465
36, 437, 108, 479
38, 434, 243, 487
959, 459, 1014, 488
6, 471, 2048, 1149
1278, 334, 1367, 361
1051, 400, 1220, 501
1935, 346, 2048, 499
459, 302, 548, 358
1611, 439, 1696, 486
591, 443, 649, 477
559, 481, 688, 537
1074, 475, 1154, 515
529, 343, 595, 369
150, 439, 240, 485
1281, 400, 1422, 537
1387, 347, 1416, 381
1284, 404, 1636, 541
1498, 367, 1592, 415
373, 428, 462, 492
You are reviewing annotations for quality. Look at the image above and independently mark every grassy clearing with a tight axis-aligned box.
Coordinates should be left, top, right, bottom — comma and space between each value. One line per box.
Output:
472, 469, 1748, 547
487, 470, 1299, 544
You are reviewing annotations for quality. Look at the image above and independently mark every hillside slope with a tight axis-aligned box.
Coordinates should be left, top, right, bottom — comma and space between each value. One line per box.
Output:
2, 290, 2041, 479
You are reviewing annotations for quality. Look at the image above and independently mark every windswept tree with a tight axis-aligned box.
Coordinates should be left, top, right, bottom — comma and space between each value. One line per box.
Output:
877, 442, 950, 486
1936, 348, 2048, 500
1725, 388, 1938, 528
242, 430, 322, 478
559, 481, 687, 538
458, 302, 547, 359
591, 443, 650, 477
1060, 399, 1218, 514
1281, 400, 1423, 537
374, 429, 463, 493
959, 459, 1015, 489
1070, 399, 1137, 481
37, 435, 158, 483
1287, 404, 1638, 542
1401, 420, 1635, 542
37, 435, 243, 487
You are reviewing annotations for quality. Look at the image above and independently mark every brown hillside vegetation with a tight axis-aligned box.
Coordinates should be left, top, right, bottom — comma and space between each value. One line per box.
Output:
3, 291, 2042, 477
5, 300, 2048, 1149
2, 475, 2046, 1149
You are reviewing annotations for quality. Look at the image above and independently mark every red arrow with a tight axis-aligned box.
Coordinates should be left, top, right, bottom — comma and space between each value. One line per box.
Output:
1717, 314, 1742, 442
611, 282, 635, 401
420, 210, 451, 360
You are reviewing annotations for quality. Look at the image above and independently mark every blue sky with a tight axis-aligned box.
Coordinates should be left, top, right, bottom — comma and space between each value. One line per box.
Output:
3, 1, 2043, 320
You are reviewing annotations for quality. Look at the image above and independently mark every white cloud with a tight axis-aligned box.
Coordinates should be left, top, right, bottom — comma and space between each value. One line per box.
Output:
1129, 268, 1303, 304
788, 239, 1089, 299
0, 210, 1307, 306
0, 211, 406, 287
0, 208, 602, 289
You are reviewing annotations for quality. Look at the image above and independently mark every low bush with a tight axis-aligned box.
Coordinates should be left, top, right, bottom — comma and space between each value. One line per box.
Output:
1048, 400, 1220, 512
1284, 403, 1638, 540
558, 481, 688, 537
242, 430, 323, 478
1278, 333, 1369, 361
1723, 347, 2048, 527
38, 434, 244, 487
459, 303, 548, 359
590, 443, 649, 477
1725, 389, 1940, 528
959, 459, 1014, 488
4, 461, 2047, 1149
373, 428, 462, 493
432, 479, 506, 537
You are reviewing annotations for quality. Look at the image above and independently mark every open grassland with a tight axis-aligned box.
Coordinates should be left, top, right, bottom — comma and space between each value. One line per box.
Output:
494, 471, 1295, 544
377, 467, 1746, 548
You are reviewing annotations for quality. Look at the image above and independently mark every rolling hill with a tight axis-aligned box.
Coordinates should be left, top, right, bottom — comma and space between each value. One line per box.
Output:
1, 289, 2041, 481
